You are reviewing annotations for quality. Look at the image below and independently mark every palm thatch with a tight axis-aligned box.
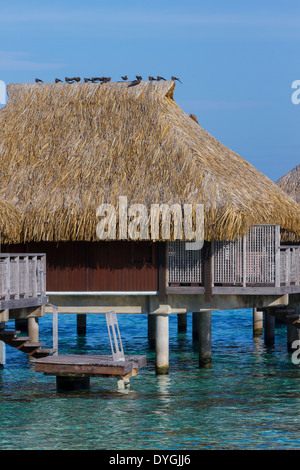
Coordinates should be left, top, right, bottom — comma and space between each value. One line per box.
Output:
0, 81, 299, 244
276, 164, 300, 243
276, 164, 300, 204
0, 197, 21, 243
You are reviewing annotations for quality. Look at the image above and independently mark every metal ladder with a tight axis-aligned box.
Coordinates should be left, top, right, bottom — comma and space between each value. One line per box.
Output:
105, 311, 129, 389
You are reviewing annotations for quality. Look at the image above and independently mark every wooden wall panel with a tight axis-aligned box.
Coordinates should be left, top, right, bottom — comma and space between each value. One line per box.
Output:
2, 241, 159, 292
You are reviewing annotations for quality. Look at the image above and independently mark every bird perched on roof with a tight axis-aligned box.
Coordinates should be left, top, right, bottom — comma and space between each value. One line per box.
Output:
65, 77, 75, 83
148, 76, 156, 81
84, 78, 91, 82
35, 78, 43, 83
157, 76, 166, 81
55, 78, 62, 83
72, 77, 81, 82
171, 76, 182, 84
136, 75, 142, 81
128, 79, 141, 87
121, 76, 128, 81
102, 77, 111, 83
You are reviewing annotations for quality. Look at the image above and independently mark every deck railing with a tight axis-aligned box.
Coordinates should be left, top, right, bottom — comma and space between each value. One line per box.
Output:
0, 254, 46, 301
168, 226, 300, 292
280, 246, 300, 286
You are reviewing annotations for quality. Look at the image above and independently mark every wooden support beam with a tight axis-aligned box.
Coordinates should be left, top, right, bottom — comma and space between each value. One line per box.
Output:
203, 241, 213, 303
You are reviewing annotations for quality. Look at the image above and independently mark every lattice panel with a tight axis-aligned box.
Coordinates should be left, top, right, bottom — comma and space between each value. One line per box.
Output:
246, 225, 276, 284
168, 241, 203, 284
169, 225, 279, 287
213, 238, 244, 284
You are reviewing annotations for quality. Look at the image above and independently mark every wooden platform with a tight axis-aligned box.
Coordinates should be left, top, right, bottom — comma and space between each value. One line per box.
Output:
33, 354, 147, 378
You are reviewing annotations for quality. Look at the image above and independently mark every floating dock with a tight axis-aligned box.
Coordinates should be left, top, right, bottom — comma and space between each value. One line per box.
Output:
33, 354, 147, 390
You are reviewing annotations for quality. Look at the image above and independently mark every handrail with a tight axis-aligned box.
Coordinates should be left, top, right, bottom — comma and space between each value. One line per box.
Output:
0, 253, 46, 300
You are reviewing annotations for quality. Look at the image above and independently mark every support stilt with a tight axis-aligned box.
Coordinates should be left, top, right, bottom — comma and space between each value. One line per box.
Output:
28, 317, 39, 343
192, 312, 199, 341
56, 376, 90, 392
77, 314, 86, 335
117, 377, 130, 390
253, 308, 263, 336
52, 305, 58, 355
264, 311, 275, 346
0, 340, 5, 367
198, 311, 212, 368
155, 314, 169, 375
148, 314, 156, 348
177, 313, 187, 333
287, 324, 300, 352
15, 319, 28, 334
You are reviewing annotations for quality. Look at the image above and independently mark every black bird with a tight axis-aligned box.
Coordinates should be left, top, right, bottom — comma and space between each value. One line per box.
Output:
136, 75, 142, 81
84, 78, 91, 82
65, 77, 75, 83
121, 76, 128, 81
72, 77, 81, 82
93, 77, 111, 83
35, 78, 43, 83
128, 79, 141, 87
148, 76, 156, 81
157, 76, 166, 81
171, 76, 182, 84
55, 78, 62, 83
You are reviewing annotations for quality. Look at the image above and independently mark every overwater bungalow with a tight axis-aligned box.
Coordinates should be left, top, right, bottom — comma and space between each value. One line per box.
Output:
277, 164, 300, 204
0, 81, 299, 373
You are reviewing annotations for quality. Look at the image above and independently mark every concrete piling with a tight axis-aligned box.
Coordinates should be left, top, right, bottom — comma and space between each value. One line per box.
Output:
253, 308, 263, 336
198, 311, 212, 368
148, 314, 156, 348
287, 323, 300, 352
155, 314, 169, 375
28, 317, 39, 343
77, 314, 87, 335
177, 313, 187, 333
264, 311, 275, 346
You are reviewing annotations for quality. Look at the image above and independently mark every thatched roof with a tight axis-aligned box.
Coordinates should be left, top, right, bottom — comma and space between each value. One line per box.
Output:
0, 197, 21, 242
0, 81, 299, 243
276, 164, 300, 204
276, 164, 300, 243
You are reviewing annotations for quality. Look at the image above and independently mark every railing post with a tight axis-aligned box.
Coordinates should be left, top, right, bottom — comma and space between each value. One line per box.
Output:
286, 249, 290, 286
275, 225, 280, 287
5, 256, 10, 301
52, 305, 58, 355
242, 234, 247, 287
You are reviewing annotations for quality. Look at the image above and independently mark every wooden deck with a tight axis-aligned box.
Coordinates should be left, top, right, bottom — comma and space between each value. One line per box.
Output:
33, 354, 147, 378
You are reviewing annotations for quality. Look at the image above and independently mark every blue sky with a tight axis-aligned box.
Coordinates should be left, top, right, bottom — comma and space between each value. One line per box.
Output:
0, 0, 299, 182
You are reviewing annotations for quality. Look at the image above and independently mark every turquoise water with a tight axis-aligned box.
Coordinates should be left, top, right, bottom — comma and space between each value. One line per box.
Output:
0, 310, 300, 450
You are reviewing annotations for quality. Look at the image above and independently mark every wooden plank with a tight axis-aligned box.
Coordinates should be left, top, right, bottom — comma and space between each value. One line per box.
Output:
0, 296, 48, 310
33, 355, 134, 376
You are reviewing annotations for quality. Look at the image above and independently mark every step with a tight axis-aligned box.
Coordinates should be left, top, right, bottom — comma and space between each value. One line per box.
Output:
32, 348, 56, 359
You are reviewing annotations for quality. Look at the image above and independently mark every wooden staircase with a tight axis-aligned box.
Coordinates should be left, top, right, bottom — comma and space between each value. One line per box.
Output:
0, 326, 55, 359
